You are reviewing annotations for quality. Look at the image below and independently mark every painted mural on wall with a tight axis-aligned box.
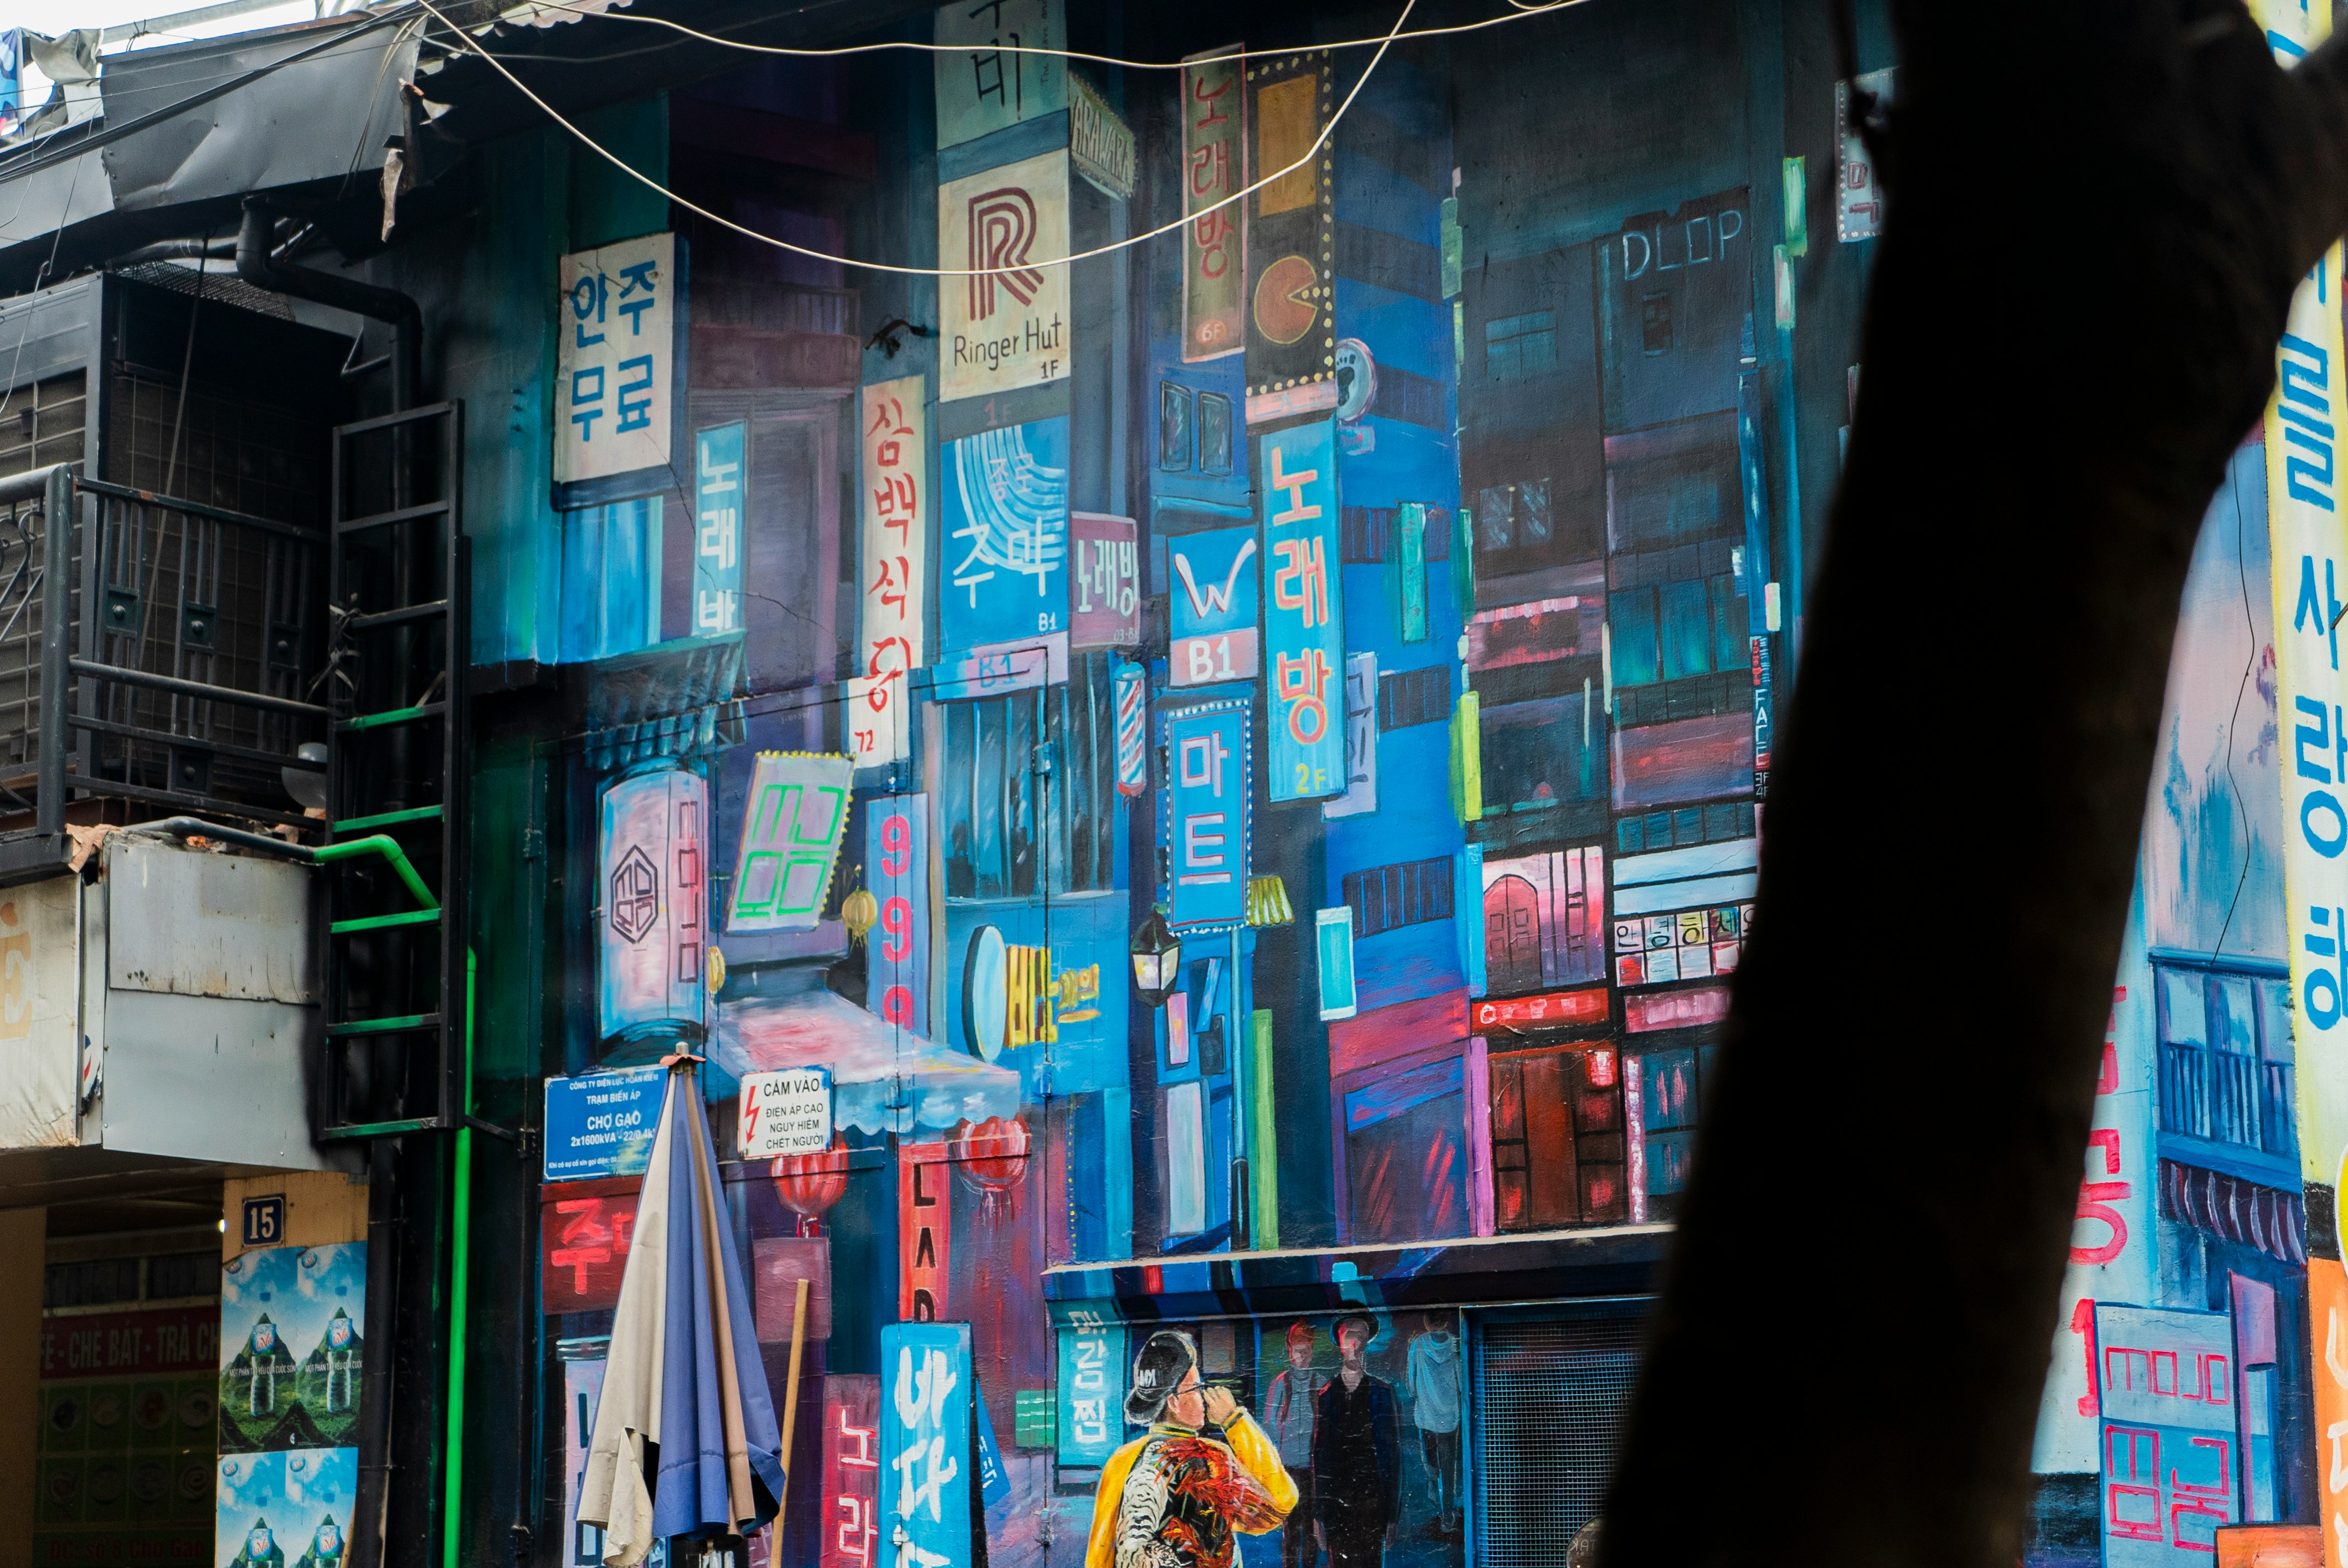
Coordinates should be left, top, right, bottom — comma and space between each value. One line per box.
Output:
517, 4, 2348, 1567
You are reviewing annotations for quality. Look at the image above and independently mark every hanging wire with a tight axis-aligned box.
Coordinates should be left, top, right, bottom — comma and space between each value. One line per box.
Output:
410, 0, 1430, 280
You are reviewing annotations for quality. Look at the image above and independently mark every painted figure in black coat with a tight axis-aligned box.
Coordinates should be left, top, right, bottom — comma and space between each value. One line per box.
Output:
1311, 1316, 1400, 1568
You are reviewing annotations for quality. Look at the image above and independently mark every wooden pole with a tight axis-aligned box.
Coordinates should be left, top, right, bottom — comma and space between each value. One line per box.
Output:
775, 1277, 810, 1527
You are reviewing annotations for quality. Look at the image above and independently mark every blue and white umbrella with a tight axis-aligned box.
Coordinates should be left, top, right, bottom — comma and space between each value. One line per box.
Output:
579, 1059, 785, 1566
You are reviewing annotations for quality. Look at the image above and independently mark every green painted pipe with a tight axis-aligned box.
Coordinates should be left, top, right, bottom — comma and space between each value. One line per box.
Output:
445, 947, 475, 1568
313, 833, 440, 912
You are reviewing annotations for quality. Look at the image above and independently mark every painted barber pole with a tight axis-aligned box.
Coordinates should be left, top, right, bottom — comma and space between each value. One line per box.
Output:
1114, 661, 1150, 797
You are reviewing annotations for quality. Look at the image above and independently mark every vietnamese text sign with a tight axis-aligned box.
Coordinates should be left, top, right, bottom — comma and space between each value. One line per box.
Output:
739, 1067, 833, 1159
1069, 513, 1140, 648
856, 377, 929, 766
866, 795, 933, 1037
1260, 421, 1345, 798
938, 151, 1070, 403
557, 232, 674, 484
1163, 701, 1250, 935
942, 416, 1070, 652
694, 422, 745, 636
727, 752, 853, 934
1169, 526, 1260, 687
933, 0, 1064, 151
1182, 48, 1245, 362
879, 1323, 976, 1568
543, 1066, 667, 1182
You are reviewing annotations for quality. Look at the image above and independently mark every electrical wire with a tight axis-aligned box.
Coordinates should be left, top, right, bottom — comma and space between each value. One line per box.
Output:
412, 0, 1428, 280
485, 0, 1582, 70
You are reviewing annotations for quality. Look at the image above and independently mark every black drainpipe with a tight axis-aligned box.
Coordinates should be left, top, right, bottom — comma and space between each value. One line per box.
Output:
234, 193, 421, 1568
236, 198, 421, 410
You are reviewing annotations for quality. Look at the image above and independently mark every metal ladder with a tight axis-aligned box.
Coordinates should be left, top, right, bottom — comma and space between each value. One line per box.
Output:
318, 401, 470, 1142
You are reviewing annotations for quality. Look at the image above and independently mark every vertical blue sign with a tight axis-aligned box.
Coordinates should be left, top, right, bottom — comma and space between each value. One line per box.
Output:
1260, 421, 1345, 800
941, 416, 1071, 653
1316, 906, 1358, 1020
1162, 701, 1251, 935
879, 1323, 976, 1568
1167, 526, 1261, 687
694, 422, 745, 636
970, 1385, 1011, 1507
864, 793, 931, 1037
1057, 1318, 1126, 1467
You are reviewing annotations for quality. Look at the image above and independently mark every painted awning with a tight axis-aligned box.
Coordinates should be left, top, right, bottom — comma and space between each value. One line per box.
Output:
711, 974, 1020, 1136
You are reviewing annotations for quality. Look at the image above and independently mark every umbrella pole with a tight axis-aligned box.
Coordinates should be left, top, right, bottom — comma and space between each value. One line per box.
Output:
776, 1278, 810, 1532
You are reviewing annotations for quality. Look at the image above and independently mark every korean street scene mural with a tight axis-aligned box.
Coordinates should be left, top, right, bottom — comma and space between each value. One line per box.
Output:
508, 1, 2340, 1564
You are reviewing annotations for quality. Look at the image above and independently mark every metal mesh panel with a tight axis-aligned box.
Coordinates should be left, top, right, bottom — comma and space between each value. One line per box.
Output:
1477, 1314, 1645, 1567
0, 372, 85, 786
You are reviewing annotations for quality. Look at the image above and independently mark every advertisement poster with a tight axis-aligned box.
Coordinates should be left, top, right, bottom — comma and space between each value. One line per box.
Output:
1244, 53, 1334, 422
938, 151, 1071, 403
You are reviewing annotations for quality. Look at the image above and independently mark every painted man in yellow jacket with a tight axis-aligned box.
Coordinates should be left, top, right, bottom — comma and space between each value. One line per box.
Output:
1085, 1329, 1298, 1568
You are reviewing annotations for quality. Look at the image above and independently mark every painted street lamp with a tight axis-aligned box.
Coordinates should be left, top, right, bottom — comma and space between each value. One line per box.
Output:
1129, 904, 1182, 1008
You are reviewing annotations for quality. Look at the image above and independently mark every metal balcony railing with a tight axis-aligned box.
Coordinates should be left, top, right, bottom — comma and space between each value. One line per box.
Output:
0, 462, 327, 872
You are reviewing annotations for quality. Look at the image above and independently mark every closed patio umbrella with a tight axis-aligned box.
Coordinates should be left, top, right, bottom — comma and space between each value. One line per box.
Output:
579, 1058, 786, 1566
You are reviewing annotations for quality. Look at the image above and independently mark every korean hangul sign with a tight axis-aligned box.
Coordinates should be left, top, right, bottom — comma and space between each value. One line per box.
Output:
556, 231, 674, 485
1069, 513, 1139, 649
1168, 526, 1260, 688
1055, 1317, 1125, 1467
695, 422, 745, 636
2094, 1304, 2237, 1567
938, 152, 1070, 403
821, 1375, 882, 1568
2259, 0, 2348, 1213
879, 1324, 975, 1568
933, 0, 1065, 151
1323, 652, 1376, 819
865, 795, 932, 1036
856, 378, 930, 766
942, 415, 1070, 653
1259, 421, 1345, 799
726, 752, 853, 934
1162, 700, 1250, 935
1181, 47, 1246, 362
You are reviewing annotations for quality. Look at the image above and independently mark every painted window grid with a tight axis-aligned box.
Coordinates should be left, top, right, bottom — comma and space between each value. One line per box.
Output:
1342, 855, 1456, 939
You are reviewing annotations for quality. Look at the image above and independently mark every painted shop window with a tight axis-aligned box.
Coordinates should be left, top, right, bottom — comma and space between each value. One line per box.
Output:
1637, 1040, 1717, 1216
1156, 381, 1233, 476
940, 653, 1120, 900
1478, 690, 1604, 816
1341, 504, 1452, 565
1475, 478, 1552, 554
1377, 665, 1452, 731
1489, 1045, 1627, 1232
1482, 846, 1605, 994
1485, 311, 1558, 383
1344, 1055, 1469, 1245
1615, 800, 1753, 855
1342, 855, 1455, 939
2154, 960, 2296, 1175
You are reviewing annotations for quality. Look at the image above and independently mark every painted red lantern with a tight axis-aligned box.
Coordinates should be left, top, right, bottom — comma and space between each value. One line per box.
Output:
770, 1138, 852, 1218
952, 1115, 1031, 1216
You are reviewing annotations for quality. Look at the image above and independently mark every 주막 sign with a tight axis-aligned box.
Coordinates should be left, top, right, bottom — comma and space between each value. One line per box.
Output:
1162, 700, 1250, 934
1260, 420, 1345, 798
941, 415, 1070, 653
738, 1067, 833, 1159
854, 376, 929, 766
555, 231, 674, 485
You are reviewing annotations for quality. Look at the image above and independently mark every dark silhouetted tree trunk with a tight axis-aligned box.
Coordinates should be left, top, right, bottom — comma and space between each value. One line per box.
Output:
1602, 3, 2348, 1564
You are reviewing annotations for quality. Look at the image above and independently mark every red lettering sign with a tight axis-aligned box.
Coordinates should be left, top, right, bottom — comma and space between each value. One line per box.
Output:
1471, 987, 1609, 1034
39, 1304, 217, 1380
541, 1178, 642, 1313
821, 1375, 882, 1568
